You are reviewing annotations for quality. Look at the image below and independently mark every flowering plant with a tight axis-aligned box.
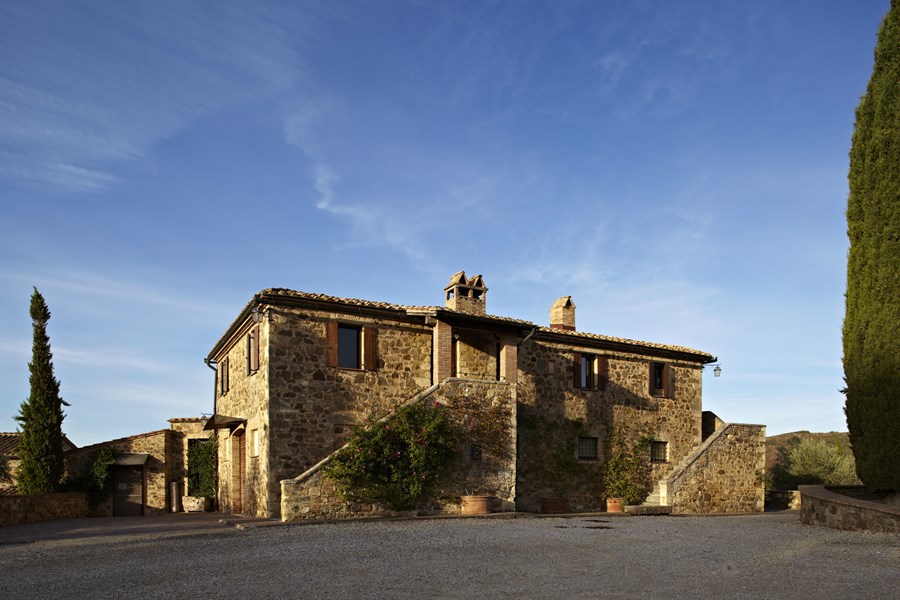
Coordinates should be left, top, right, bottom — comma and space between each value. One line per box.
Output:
325, 401, 458, 510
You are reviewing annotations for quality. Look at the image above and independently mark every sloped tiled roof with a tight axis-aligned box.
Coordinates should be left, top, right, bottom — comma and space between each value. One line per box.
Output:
0, 433, 19, 456
209, 286, 713, 362
0, 432, 78, 456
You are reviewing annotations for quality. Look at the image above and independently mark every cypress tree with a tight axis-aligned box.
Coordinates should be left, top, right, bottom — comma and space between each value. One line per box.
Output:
843, 0, 900, 492
15, 288, 69, 494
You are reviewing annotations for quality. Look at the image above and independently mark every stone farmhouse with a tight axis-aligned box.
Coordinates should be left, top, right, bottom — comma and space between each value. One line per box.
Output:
206, 272, 765, 520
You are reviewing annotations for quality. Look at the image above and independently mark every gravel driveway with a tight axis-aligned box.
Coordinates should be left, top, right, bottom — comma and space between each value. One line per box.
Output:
1, 512, 897, 599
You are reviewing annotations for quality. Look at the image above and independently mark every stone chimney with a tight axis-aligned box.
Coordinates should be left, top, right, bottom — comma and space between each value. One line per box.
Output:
444, 271, 488, 316
550, 296, 576, 331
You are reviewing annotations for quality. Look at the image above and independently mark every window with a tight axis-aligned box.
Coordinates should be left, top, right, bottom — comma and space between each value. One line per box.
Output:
649, 362, 675, 398
326, 322, 378, 370
577, 436, 599, 460
247, 325, 260, 375
574, 354, 608, 390
650, 441, 668, 463
580, 355, 595, 388
338, 325, 361, 368
219, 357, 230, 396
469, 444, 483, 463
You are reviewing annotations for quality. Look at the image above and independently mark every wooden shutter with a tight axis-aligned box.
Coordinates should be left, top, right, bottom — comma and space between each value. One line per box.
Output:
325, 321, 339, 367
573, 353, 582, 388
598, 356, 608, 391
220, 357, 229, 395
666, 364, 676, 399
248, 326, 260, 373
363, 326, 378, 371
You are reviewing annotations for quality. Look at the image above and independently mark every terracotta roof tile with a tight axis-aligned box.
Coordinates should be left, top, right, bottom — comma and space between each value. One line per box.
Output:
0, 433, 19, 456
209, 287, 712, 362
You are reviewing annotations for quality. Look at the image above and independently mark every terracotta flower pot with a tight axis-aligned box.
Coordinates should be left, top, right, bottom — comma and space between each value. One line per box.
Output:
605, 497, 624, 513
461, 495, 493, 515
541, 498, 567, 514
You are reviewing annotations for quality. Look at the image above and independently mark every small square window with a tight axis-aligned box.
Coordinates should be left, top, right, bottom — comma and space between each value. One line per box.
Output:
338, 325, 361, 369
650, 441, 668, 463
577, 436, 599, 460
470, 444, 483, 463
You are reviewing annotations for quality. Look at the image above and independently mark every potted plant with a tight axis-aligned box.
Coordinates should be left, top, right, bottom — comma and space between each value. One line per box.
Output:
602, 428, 652, 512
460, 493, 494, 515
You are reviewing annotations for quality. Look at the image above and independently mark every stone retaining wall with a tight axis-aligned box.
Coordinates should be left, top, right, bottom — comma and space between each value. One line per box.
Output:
669, 423, 766, 513
799, 485, 900, 534
0, 492, 91, 527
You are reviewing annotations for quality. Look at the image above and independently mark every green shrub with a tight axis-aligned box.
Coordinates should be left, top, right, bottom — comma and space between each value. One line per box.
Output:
62, 447, 116, 505
602, 428, 653, 505
187, 439, 216, 498
788, 438, 861, 486
325, 401, 458, 510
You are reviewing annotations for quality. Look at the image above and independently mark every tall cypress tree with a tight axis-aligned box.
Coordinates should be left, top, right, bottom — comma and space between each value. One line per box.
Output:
15, 288, 69, 494
843, 0, 900, 492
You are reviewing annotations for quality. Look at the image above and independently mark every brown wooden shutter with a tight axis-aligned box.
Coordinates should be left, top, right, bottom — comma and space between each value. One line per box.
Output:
598, 356, 608, 391
326, 321, 339, 367
666, 364, 676, 399
573, 353, 582, 388
248, 325, 260, 373
220, 357, 229, 395
363, 326, 378, 371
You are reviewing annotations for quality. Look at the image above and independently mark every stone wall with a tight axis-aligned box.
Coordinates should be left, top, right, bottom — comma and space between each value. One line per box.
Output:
214, 318, 271, 517
65, 429, 173, 515
0, 492, 91, 526
281, 379, 517, 522
168, 418, 212, 506
668, 424, 766, 514
516, 337, 704, 512
264, 307, 433, 518
800, 485, 900, 534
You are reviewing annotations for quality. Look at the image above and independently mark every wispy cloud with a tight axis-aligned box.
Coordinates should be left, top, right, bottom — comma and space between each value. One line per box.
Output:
0, 267, 233, 318
0, 0, 319, 192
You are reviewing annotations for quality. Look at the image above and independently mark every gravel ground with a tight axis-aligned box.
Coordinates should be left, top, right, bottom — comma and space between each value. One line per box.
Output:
1, 512, 897, 599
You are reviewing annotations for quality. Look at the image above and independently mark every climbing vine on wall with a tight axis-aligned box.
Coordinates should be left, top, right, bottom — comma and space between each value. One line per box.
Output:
325, 401, 458, 511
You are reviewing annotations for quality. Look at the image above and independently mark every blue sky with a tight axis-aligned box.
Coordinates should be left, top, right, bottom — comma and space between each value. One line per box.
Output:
0, 0, 889, 445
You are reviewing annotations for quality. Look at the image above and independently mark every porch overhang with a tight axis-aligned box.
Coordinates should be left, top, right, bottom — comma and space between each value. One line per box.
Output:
203, 414, 247, 431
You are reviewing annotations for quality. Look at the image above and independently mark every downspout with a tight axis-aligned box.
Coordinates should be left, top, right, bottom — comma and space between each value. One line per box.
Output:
204, 358, 218, 416
517, 326, 538, 348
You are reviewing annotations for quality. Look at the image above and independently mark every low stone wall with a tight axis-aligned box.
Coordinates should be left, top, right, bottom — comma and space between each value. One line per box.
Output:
669, 423, 766, 514
0, 492, 91, 527
799, 485, 900, 534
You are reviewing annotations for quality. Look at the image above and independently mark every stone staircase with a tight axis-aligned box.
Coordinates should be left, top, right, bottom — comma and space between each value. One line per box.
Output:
625, 424, 731, 515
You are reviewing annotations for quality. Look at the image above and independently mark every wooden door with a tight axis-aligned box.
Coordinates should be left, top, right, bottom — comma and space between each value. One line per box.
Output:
113, 466, 144, 516
231, 431, 246, 514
